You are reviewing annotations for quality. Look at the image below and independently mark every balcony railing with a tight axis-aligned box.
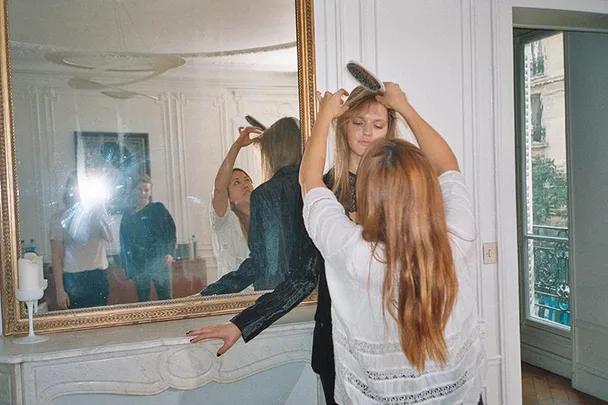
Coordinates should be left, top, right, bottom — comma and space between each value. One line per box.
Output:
527, 225, 570, 326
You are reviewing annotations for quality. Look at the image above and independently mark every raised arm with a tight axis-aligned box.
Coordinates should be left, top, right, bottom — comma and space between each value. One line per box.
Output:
212, 126, 261, 217
299, 90, 349, 197
376, 82, 459, 175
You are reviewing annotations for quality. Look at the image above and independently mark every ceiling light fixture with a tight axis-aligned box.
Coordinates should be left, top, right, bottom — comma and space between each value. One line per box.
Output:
44, 0, 185, 100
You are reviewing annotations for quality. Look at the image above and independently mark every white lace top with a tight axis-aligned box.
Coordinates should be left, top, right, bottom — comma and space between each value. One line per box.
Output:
209, 199, 250, 278
303, 170, 486, 405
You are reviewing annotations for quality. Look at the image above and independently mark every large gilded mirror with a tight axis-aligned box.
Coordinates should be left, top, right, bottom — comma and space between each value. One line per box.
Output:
1, 0, 316, 336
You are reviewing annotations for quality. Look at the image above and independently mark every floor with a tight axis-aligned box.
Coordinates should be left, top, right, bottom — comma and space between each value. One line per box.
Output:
522, 362, 608, 405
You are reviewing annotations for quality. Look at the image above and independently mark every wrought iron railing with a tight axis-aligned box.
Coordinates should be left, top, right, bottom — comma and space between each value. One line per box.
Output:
528, 225, 570, 326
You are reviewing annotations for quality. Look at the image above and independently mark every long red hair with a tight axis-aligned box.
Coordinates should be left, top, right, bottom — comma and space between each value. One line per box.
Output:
356, 138, 458, 371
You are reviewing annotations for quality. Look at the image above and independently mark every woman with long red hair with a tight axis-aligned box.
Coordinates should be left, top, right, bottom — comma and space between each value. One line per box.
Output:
300, 83, 485, 404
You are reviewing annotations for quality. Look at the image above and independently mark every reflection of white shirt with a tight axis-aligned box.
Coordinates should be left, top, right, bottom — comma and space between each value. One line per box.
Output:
303, 171, 485, 405
209, 199, 250, 278
50, 207, 114, 273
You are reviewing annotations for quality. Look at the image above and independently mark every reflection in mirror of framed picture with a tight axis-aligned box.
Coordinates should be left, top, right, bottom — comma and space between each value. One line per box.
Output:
75, 131, 150, 214
0, 0, 317, 336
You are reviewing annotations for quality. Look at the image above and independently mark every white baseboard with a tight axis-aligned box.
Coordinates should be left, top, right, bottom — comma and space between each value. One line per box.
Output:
520, 343, 572, 379
573, 363, 608, 402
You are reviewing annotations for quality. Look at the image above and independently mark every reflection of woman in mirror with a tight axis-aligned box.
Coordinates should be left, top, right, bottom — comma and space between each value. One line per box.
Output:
200, 117, 302, 295
300, 83, 485, 404
119, 175, 177, 301
189, 87, 399, 405
50, 171, 115, 310
209, 126, 259, 279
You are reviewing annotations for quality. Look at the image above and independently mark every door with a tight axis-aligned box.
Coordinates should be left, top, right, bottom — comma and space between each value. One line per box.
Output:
565, 31, 608, 401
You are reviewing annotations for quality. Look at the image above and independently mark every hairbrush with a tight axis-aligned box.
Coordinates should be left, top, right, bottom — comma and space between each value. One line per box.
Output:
245, 115, 267, 131
346, 61, 385, 93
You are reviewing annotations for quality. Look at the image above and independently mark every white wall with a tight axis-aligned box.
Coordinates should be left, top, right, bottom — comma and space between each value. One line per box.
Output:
314, 0, 608, 404
315, 0, 506, 403
12, 69, 299, 283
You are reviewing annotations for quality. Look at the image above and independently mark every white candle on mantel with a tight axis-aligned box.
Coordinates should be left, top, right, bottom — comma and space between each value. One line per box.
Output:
18, 257, 41, 291
23, 252, 43, 288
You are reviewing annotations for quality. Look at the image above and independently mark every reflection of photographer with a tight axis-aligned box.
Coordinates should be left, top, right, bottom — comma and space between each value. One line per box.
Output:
50, 171, 115, 310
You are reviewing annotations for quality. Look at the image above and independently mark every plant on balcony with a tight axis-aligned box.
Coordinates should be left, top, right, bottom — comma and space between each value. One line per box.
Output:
532, 156, 568, 225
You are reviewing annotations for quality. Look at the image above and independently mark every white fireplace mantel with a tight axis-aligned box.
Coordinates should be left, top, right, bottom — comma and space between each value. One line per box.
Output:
0, 306, 320, 405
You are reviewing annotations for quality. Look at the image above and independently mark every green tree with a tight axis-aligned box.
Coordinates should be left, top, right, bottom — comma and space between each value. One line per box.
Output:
532, 156, 568, 225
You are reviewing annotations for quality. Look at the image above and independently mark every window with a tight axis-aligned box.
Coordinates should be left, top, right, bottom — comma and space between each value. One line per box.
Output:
530, 94, 546, 142
519, 32, 570, 329
531, 40, 545, 76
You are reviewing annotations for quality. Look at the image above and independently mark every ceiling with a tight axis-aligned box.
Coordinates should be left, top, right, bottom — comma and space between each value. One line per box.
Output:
8, 0, 298, 71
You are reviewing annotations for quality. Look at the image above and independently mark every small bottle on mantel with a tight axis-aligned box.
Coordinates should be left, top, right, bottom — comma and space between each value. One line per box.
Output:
20, 239, 25, 257
29, 239, 37, 255
191, 235, 198, 259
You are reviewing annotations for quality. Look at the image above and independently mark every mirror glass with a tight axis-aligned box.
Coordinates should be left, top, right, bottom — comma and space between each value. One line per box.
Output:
9, 0, 299, 312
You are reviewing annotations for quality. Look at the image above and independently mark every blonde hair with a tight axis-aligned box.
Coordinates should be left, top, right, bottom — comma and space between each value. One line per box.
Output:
332, 86, 398, 207
256, 117, 302, 181
356, 138, 458, 371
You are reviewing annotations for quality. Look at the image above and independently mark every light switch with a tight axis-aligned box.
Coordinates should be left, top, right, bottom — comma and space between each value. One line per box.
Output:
483, 242, 498, 264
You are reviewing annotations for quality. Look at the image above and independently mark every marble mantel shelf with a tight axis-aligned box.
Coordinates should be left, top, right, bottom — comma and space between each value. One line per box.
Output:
0, 306, 319, 405
0, 306, 316, 363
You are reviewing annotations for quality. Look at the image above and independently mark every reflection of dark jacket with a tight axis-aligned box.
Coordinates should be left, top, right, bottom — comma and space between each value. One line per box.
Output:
201, 165, 311, 295
119, 202, 176, 279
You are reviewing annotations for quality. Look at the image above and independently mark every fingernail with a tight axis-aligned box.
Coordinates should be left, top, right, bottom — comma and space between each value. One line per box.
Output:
216, 353, 221, 357
186, 330, 192, 335
190, 339, 194, 343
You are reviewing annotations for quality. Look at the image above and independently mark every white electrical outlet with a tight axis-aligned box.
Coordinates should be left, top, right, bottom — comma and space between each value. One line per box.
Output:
483, 242, 498, 264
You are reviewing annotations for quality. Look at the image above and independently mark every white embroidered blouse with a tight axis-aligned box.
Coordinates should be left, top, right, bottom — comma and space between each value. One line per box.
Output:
209, 199, 250, 278
303, 170, 486, 405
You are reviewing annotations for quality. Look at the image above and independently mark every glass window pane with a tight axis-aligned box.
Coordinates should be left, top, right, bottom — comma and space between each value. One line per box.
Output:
521, 32, 570, 328
524, 34, 568, 231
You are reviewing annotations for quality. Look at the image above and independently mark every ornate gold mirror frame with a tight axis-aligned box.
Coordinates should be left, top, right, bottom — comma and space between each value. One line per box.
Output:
0, 0, 316, 336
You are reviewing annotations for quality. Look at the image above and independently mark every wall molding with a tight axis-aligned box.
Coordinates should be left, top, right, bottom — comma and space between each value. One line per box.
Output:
491, 0, 525, 403
575, 318, 608, 336
520, 323, 572, 359
572, 364, 608, 402
521, 342, 572, 378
